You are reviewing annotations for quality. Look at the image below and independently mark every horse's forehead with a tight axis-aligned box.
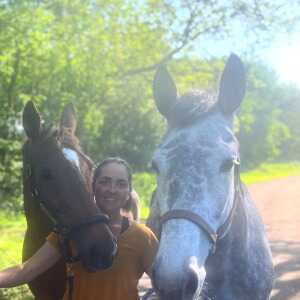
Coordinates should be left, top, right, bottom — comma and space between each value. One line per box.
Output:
155, 114, 232, 160
62, 148, 80, 169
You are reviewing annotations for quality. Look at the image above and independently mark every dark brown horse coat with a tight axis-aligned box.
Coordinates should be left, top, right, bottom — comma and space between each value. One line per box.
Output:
22, 103, 93, 300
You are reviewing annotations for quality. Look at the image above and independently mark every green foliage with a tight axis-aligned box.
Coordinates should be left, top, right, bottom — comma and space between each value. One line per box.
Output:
133, 172, 156, 208
238, 61, 300, 168
241, 162, 300, 185
0, 212, 33, 299
0, 287, 33, 300
1, 0, 300, 212
0, 0, 168, 209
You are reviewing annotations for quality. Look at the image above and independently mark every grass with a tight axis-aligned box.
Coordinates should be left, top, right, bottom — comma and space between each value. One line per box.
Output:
0, 213, 26, 267
241, 162, 300, 184
0, 213, 33, 300
0, 162, 300, 298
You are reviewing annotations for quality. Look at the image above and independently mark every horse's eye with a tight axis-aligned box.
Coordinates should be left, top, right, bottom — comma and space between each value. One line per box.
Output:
40, 168, 54, 180
151, 160, 160, 174
220, 159, 234, 172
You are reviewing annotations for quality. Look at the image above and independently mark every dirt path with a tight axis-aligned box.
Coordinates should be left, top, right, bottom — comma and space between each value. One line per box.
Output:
249, 176, 300, 300
139, 175, 300, 299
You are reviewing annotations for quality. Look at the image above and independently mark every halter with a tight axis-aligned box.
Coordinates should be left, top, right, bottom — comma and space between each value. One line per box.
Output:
159, 160, 241, 254
24, 161, 110, 238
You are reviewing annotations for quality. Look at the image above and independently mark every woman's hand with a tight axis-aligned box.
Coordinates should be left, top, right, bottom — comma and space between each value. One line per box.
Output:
0, 241, 61, 288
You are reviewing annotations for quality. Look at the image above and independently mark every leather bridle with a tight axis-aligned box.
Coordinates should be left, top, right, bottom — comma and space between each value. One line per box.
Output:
159, 160, 241, 254
24, 161, 110, 239
25, 151, 118, 300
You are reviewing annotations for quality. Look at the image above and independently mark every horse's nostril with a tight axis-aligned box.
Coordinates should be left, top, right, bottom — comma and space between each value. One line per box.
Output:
182, 257, 204, 298
183, 268, 199, 297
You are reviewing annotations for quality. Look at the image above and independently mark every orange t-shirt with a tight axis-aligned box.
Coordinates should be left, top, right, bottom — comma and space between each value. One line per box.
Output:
47, 221, 158, 300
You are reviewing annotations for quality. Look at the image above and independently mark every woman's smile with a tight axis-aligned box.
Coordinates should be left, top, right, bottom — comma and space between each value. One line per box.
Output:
94, 162, 131, 215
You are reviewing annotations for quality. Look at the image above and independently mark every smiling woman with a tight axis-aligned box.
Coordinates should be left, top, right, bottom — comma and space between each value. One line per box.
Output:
93, 158, 132, 221
47, 157, 158, 300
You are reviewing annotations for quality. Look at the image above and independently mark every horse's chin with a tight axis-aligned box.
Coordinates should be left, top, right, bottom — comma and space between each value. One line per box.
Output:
78, 241, 115, 272
71, 224, 116, 272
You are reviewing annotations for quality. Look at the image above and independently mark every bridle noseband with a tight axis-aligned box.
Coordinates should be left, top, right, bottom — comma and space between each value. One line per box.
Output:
159, 161, 241, 254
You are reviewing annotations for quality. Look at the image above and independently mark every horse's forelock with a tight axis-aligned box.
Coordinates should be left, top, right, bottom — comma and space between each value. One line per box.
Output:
60, 127, 80, 150
36, 123, 79, 149
170, 90, 218, 127
36, 124, 58, 143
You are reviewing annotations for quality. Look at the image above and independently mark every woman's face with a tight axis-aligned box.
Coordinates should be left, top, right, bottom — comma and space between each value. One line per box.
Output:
94, 162, 130, 216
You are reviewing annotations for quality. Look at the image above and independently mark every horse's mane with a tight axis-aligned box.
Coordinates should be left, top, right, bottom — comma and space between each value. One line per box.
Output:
171, 90, 218, 126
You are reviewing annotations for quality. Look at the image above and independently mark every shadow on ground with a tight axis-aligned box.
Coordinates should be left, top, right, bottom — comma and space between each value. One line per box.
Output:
271, 240, 300, 300
139, 240, 300, 300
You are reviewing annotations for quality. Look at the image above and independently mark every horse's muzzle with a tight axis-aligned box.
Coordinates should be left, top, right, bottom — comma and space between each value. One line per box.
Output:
152, 256, 205, 300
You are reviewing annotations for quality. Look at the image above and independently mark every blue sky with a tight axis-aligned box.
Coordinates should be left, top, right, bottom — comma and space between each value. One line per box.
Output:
193, 31, 300, 88
183, 12, 300, 88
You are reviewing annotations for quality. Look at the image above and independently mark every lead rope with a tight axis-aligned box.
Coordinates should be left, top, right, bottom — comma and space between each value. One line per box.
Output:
58, 233, 76, 300
64, 238, 75, 300
67, 262, 74, 300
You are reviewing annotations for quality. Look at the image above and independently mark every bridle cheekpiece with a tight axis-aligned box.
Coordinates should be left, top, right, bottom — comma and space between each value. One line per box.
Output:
159, 159, 241, 255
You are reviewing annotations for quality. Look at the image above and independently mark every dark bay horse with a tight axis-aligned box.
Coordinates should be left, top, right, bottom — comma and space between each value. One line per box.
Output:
22, 102, 116, 300
147, 55, 274, 300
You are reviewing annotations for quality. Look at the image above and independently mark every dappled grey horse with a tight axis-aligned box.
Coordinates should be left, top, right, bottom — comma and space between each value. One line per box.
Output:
147, 54, 274, 300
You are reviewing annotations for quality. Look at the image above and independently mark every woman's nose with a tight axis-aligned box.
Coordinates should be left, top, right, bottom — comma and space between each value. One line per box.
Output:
107, 181, 117, 192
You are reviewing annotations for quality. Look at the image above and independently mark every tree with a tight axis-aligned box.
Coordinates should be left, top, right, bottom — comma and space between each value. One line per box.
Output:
1, 0, 300, 210
238, 61, 300, 168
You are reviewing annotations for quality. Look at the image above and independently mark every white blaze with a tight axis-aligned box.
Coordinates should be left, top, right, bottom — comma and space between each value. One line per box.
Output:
63, 148, 80, 170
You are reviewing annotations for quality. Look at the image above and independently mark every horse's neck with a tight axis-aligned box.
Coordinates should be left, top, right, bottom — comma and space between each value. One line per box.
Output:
207, 183, 266, 277
206, 184, 274, 299
146, 198, 161, 237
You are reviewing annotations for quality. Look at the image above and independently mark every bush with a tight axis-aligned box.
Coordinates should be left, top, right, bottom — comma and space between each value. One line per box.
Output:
132, 172, 156, 219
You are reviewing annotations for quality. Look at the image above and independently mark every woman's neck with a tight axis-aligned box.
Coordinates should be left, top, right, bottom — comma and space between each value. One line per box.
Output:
108, 211, 123, 236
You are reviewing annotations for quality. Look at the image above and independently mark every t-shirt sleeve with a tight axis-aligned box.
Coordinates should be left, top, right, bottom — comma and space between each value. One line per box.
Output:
140, 225, 159, 271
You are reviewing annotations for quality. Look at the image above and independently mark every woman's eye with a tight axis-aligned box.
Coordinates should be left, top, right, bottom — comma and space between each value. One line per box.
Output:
220, 159, 234, 172
116, 181, 129, 189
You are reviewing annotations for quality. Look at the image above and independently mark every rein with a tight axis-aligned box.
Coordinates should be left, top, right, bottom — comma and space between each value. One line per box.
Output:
159, 161, 241, 254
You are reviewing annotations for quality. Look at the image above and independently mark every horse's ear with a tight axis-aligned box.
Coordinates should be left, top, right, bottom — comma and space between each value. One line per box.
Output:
153, 65, 177, 118
218, 54, 246, 115
60, 103, 77, 135
22, 101, 41, 140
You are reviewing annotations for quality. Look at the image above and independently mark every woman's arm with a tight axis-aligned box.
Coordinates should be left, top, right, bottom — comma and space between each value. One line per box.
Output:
0, 241, 61, 288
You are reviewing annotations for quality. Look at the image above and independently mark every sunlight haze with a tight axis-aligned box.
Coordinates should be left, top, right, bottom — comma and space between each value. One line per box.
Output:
262, 35, 300, 87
